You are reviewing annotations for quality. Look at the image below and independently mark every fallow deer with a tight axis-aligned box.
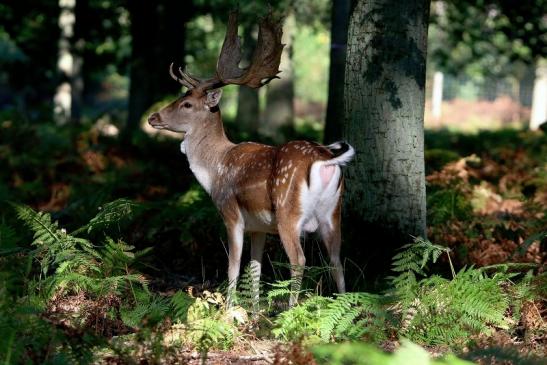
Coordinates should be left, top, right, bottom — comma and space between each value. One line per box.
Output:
148, 11, 354, 306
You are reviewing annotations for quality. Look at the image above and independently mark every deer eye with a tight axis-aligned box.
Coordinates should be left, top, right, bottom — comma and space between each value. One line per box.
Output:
182, 102, 192, 109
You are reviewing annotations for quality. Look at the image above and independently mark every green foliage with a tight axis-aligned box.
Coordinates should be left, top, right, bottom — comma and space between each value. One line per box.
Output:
313, 339, 475, 365
425, 149, 461, 174
235, 263, 263, 314
13, 203, 150, 301
0, 222, 20, 255
319, 292, 388, 343
1, 198, 543, 363
390, 238, 452, 305
390, 239, 540, 347
181, 291, 242, 353
273, 238, 537, 349
427, 189, 473, 225
272, 294, 331, 342
267, 279, 294, 305
120, 289, 170, 328
13, 203, 100, 278
272, 291, 389, 344
462, 346, 546, 365
74, 198, 145, 235
429, 0, 546, 80
401, 268, 512, 345
175, 185, 222, 242
170, 290, 195, 322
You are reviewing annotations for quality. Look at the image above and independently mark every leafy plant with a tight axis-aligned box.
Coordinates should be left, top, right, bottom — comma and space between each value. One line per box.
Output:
168, 291, 245, 357
312, 339, 475, 365
273, 237, 536, 348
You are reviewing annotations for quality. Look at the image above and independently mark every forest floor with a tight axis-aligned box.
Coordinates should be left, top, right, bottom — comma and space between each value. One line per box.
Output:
0, 121, 545, 364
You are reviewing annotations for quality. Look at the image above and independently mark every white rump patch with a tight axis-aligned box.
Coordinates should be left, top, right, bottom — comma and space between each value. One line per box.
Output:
299, 164, 341, 233
298, 144, 354, 232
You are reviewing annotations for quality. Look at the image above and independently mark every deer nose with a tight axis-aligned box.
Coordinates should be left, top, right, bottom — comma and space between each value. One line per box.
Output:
148, 112, 161, 125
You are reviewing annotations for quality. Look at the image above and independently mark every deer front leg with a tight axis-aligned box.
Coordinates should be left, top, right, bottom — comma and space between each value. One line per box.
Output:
277, 220, 305, 307
250, 232, 266, 314
226, 217, 244, 307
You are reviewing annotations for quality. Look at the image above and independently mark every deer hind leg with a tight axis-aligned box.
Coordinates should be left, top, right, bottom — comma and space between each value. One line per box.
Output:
250, 232, 266, 314
226, 216, 244, 307
318, 193, 346, 293
277, 217, 305, 307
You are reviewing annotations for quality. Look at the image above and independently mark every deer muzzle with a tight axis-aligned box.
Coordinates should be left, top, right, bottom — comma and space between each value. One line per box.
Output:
147, 112, 165, 129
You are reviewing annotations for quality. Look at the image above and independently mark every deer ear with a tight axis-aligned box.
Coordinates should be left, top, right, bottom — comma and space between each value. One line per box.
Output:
205, 89, 222, 108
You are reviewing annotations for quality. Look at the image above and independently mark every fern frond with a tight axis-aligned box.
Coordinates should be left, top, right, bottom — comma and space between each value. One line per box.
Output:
13, 204, 62, 247
120, 293, 170, 328
74, 198, 144, 235
0, 223, 20, 255
171, 291, 195, 322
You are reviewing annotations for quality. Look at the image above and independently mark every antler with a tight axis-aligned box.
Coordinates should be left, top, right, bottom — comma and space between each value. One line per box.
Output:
169, 63, 200, 89
170, 10, 284, 92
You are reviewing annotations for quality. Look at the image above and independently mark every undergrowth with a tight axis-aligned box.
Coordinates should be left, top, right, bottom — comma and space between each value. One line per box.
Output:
0, 201, 544, 364
272, 237, 543, 349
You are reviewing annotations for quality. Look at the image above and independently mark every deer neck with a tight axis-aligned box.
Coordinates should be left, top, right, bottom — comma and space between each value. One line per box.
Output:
184, 110, 234, 194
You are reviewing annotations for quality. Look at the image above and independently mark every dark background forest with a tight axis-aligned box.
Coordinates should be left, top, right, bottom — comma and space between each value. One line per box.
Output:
0, 0, 545, 364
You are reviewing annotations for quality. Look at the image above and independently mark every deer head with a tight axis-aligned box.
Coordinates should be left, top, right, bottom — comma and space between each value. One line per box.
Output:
148, 11, 284, 134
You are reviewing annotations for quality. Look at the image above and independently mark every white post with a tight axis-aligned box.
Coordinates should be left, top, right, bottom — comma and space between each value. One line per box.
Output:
530, 62, 547, 130
431, 71, 444, 125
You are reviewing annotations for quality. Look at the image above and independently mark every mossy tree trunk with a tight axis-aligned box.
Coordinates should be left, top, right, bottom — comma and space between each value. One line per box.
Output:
343, 0, 429, 279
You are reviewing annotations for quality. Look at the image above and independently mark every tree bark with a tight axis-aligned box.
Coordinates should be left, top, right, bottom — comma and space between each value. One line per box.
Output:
343, 0, 429, 279
235, 26, 260, 134
71, 0, 88, 124
54, 0, 77, 125
324, 0, 351, 144
530, 60, 547, 130
126, 0, 189, 142
261, 14, 295, 143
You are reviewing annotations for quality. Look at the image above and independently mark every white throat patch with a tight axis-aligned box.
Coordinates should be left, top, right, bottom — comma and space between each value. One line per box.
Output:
189, 162, 213, 194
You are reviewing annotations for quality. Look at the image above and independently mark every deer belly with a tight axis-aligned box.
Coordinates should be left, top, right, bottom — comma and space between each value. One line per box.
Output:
242, 209, 278, 233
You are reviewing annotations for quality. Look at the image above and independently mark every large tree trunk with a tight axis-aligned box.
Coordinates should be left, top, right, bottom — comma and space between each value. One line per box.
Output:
235, 26, 260, 134
126, 0, 188, 142
343, 0, 429, 279
323, 0, 351, 144
261, 14, 295, 143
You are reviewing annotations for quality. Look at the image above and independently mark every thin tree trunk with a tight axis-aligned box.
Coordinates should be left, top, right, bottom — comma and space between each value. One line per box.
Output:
126, 0, 188, 143
54, 0, 77, 125
236, 26, 260, 134
126, 0, 155, 139
71, 0, 88, 124
530, 60, 547, 130
431, 71, 443, 127
261, 14, 295, 143
324, 0, 351, 144
343, 0, 429, 279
